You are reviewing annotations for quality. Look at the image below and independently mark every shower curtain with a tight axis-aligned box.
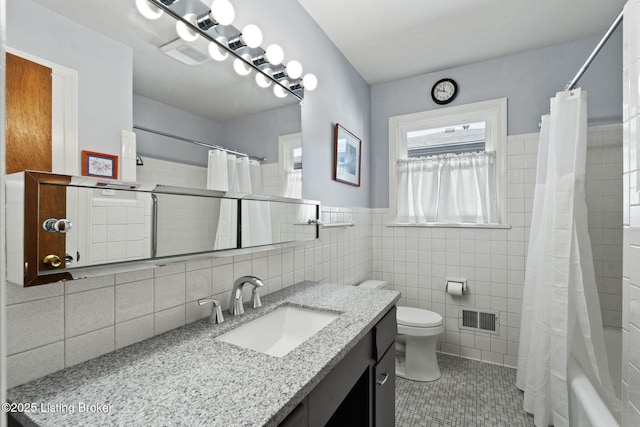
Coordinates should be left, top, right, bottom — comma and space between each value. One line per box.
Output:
516, 90, 620, 426
206, 149, 272, 249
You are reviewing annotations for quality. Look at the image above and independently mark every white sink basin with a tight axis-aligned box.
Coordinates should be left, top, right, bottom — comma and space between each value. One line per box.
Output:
216, 305, 340, 357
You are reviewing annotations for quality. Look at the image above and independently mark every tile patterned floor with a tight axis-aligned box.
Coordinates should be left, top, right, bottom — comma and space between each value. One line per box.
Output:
395, 353, 535, 426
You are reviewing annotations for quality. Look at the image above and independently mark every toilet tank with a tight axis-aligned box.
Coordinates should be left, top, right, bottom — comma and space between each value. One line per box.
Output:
359, 280, 389, 290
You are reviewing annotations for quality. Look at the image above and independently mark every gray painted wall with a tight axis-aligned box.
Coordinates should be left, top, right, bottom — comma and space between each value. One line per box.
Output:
232, 0, 372, 207
134, 95, 300, 166
133, 94, 221, 166
219, 104, 301, 164
7, 0, 132, 161
370, 32, 622, 207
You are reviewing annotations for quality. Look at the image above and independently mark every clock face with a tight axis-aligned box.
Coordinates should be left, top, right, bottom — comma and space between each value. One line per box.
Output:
431, 78, 458, 104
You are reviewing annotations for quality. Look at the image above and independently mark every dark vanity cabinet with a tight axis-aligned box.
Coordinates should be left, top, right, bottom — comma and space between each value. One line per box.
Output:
279, 306, 397, 427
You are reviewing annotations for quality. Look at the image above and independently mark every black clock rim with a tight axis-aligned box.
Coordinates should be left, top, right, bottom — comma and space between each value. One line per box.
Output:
431, 78, 458, 105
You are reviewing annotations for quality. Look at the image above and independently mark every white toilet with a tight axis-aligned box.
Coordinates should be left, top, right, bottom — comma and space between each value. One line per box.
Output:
359, 280, 444, 382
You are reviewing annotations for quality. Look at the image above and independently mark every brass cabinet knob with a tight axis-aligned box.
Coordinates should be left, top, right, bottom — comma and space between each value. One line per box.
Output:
43, 254, 63, 268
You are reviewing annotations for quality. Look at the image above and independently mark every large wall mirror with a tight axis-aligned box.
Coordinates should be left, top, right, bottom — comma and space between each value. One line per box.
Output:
7, 172, 318, 287
7, 0, 303, 198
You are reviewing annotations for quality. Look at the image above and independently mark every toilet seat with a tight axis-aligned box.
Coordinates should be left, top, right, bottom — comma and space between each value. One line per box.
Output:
396, 306, 442, 328
396, 307, 444, 337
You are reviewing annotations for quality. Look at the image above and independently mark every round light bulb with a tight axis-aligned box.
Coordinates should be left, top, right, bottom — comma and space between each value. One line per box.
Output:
286, 60, 303, 79
136, 0, 163, 20
241, 24, 263, 49
265, 44, 284, 66
233, 55, 252, 76
176, 13, 199, 42
303, 73, 318, 91
273, 81, 289, 98
210, 0, 235, 26
208, 38, 228, 61
255, 68, 272, 88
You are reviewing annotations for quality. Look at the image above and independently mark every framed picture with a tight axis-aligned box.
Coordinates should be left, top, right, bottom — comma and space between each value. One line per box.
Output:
81, 150, 118, 179
333, 124, 362, 187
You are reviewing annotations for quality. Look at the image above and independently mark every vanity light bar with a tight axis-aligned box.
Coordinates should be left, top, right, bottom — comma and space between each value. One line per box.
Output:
143, 0, 315, 100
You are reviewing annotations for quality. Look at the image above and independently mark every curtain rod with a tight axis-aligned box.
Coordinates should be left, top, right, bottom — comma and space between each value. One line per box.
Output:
132, 125, 266, 163
565, 9, 623, 91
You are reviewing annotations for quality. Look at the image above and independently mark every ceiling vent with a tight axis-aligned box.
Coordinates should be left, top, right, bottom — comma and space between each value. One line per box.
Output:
160, 38, 211, 66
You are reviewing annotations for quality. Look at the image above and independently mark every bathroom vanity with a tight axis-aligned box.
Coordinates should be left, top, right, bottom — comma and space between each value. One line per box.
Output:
6, 282, 399, 426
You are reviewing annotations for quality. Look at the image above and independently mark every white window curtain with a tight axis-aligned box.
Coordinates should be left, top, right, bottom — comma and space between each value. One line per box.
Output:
283, 169, 302, 199
396, 151, 498, 224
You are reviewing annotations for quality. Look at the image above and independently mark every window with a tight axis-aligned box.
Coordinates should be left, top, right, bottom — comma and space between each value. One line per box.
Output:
389, 98, 507, 226
279, 133, 302, 198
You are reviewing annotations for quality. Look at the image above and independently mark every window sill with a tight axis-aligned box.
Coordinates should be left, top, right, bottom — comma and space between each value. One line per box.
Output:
386, 222, 511, 229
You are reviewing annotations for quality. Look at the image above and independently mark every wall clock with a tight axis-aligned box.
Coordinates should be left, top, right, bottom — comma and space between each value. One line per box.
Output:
431, 78, 458, 105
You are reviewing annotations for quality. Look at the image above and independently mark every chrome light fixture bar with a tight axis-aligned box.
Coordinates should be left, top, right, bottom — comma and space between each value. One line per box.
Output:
140, 0, 316, 100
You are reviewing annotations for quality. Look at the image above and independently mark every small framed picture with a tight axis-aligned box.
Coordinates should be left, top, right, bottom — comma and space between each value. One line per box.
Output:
81, 150, 118, 179
334, 124, 362, 187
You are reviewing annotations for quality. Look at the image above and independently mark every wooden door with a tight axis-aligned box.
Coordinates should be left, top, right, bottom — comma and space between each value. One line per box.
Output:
6, 52, 53, 174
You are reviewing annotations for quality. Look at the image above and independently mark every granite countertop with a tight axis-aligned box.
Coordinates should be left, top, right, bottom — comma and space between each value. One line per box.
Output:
7, 281, 400, 427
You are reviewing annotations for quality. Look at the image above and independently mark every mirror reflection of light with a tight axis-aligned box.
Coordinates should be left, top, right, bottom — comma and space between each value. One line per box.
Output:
233, 54, 253, 76
208, 38, 229, 61
176, 14, 199, 42
274, 83, 288, 98
256, 68, 273, 88
135, 0, 163, 20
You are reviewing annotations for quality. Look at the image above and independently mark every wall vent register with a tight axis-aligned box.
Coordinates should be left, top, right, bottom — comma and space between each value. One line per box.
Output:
459, 309, 499, 334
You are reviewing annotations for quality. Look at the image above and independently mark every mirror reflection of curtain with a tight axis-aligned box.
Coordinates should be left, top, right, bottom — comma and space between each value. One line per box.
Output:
284, 169, 302, 199
279, 133, 302, 199
249, 160, 263, 194
206, 150, 229, 192
235, 156, 252, 193
207, 149, 271, 248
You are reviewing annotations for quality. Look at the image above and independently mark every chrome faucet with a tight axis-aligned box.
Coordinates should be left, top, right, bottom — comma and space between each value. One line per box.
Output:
229, 276, 266, 316
197, 298, 225, 324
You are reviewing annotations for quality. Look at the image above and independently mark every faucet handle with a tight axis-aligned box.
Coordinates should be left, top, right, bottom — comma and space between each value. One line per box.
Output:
198, 298, 225, 324
251, 288, 262, 309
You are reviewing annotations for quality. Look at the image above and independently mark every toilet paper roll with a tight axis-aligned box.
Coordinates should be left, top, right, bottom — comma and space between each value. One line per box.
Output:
446, 281, 465, 296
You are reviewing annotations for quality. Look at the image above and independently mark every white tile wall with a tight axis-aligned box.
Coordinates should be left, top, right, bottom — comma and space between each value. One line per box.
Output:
136, 157, 280, 197
136, 157, 207, 188
4, 205, 371, 389
372, 124, 623, 367
89, 191, 151, 264
587, 125, 625, 327
261, 163, 280, 196
623, 1, 640, 424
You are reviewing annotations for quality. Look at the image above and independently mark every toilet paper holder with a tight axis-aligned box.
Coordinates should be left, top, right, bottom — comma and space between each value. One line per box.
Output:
446, 279, 468, 295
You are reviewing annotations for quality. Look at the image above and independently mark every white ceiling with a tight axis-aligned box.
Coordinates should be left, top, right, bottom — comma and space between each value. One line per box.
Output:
298, 0, 627, 85
28, 0, 626, 120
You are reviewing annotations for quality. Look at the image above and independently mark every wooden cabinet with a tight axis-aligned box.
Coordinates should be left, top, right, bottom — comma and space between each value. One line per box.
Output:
279, 306, 397, 427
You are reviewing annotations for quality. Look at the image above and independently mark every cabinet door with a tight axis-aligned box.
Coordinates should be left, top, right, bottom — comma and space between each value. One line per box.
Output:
279, 398, 308, 427
374, 345, 395, 427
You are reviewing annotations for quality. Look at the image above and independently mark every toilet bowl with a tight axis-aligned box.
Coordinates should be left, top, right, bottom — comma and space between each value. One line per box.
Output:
359, 280, 444, 382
